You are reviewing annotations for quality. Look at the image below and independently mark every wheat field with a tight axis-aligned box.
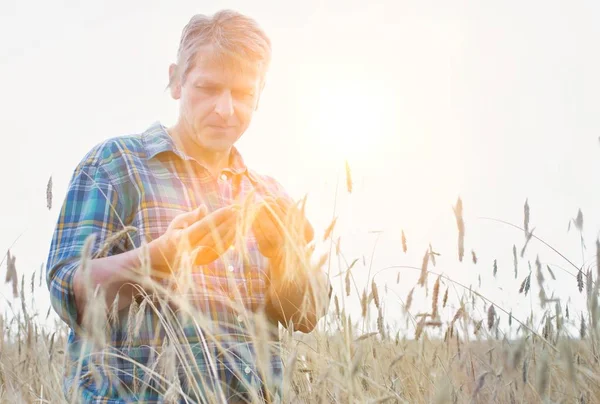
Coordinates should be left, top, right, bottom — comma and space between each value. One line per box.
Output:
2, 176, 600, 404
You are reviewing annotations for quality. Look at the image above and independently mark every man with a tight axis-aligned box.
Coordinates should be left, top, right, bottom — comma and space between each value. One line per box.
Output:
46, 10, 330, 403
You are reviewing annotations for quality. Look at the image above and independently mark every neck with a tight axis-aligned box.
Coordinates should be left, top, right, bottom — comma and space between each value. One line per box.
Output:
168, 122, 231, 177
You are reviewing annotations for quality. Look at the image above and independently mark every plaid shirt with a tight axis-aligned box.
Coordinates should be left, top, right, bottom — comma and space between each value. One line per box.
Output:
46, 122, 287, 403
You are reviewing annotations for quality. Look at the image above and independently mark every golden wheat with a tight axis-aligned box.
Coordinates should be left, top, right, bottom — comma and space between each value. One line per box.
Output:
4, 182, 600, 403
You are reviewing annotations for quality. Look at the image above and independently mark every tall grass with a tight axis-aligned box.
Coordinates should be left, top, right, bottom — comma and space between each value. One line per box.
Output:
2, 168, 600, 403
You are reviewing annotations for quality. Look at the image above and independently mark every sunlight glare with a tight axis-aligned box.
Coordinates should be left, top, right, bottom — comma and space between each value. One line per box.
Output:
305, 80, 392, 166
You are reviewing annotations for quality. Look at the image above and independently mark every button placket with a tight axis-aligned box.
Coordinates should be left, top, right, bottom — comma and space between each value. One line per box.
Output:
217, 171, 233, 207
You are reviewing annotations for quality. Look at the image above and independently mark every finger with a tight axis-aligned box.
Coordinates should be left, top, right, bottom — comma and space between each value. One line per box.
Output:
261, 198, 287, 224
253, 219, 279, 257
193, 204, 209, 221
277, 198, 314, 244
217, 224, 237, 251
192, 225, 237, 265
185, 206, 235, 245
255, 203, 284, 241
196, 211, 239, 248
192, 246, 219, 266
169, 205, 208, 230
275, 196, 293, 214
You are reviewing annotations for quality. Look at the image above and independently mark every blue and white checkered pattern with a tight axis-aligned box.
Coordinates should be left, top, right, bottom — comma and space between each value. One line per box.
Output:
46, 122, 286, 403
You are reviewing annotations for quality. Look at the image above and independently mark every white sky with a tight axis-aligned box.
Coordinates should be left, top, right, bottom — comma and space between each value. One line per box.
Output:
1, 0, 600, 336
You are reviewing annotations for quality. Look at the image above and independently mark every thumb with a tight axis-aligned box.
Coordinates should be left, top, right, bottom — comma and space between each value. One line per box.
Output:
193, 204, 208, 221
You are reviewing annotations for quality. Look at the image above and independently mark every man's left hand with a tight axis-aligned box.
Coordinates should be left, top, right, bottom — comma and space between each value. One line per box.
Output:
251, 196, 314, 259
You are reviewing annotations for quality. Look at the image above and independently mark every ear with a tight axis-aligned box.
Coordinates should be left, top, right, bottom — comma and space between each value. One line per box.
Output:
254, 80, 266, 111
169, 63, 181, 100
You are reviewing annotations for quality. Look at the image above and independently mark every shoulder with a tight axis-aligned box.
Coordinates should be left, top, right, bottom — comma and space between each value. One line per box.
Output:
76, 133, 145, 171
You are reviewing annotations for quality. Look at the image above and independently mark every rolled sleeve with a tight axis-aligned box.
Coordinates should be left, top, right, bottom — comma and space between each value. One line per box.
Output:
46, 162, 125, 330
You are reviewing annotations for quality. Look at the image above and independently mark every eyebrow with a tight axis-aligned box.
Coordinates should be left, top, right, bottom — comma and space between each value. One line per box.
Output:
193, 78, 255, 93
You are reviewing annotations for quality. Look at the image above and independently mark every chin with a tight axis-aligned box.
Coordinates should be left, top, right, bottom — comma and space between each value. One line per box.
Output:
197, 138, 235, 153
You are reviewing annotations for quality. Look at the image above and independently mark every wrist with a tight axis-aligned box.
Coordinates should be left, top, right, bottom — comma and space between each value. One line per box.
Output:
147, 235, 175, 274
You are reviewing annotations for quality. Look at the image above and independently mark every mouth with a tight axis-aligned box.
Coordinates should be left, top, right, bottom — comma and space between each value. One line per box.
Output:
208, 125, 236, 130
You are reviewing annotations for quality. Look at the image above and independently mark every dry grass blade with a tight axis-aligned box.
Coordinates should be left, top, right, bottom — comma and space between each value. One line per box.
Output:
415, 316, 426, 340
388, 354, 405, 369
355, 332, 378, 342
450, 306, 464, 329
535, 256, 544, 287
597, 238, 600, 278
535, 352, 549, 399
377, 308, 385, 339
350, 346, 364, 377
46, 175, 53, 210
418, 249, 429, 287
487, 304, 495, 331
518, 273, 531, 295
493, 259, 497, 278
345, 160, 352, 193
513, 245, 518, 279
442, 287, 448, 309
453, 197, 465, 262
345, 258, 358, 297
586, 268, 593, 299
559, 338, 576, 385
546, 264, 556, 281
405, 287, 414, 313
38, 262, 43, 288
429, 243, 440, 266
472, 371, 490, 398
323, 217, 337, 241
95, 226, 137, 258
345, 269, 352, 297
520, 228, 535, 258
568, 208, 584, 232
334, 295, 340, 318
524, 198, 530, 235
401, 230, 407, 253
432, 276, 440, 319
472, 250, 477, 265
371, 280, 380, 309
361, 289, 368, 318
5, 250, 18, 298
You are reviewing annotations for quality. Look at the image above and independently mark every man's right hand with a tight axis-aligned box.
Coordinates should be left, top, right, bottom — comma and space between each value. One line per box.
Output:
149, 204, 240, 275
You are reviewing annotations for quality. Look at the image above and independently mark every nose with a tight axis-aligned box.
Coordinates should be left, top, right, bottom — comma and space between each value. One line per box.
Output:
214, 90, 235, 120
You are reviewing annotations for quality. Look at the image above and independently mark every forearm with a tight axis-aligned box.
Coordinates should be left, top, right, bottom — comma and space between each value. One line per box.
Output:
72, 248, 146, 325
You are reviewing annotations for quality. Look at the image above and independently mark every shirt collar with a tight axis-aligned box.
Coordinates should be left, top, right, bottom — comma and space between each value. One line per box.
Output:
142, 121, 248, 176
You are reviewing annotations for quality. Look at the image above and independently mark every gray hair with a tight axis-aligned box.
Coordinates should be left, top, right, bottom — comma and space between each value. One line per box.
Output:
169, 10, 272, 88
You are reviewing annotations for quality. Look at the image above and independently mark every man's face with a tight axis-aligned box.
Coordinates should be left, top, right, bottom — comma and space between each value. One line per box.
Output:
172, 47, 263, 153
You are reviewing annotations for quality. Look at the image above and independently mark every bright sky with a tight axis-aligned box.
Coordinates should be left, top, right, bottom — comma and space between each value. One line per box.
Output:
2, 0, 600, 336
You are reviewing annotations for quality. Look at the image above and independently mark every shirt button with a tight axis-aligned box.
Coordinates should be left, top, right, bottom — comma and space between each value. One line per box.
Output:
227, 265, 235, 272
220, 173, 228, 181
237, 315, 244, 322
244, 366, 251, 374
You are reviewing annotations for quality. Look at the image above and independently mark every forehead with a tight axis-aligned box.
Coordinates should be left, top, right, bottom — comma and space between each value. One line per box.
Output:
186, 46, 263, 88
